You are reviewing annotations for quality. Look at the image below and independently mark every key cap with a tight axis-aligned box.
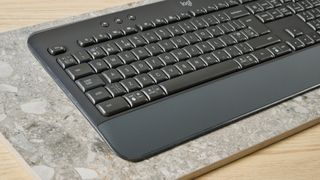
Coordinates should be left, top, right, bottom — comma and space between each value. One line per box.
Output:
170, 49, 190, 61
96, 97, 130, 116
195, 41, 214, 53
48, 45, 66, 56
73, 50, 92, 63
123, 91, 148, 107
199, 53, 220, 65
170, 36, 189, 48
286, 39, 305, 50
212, 49, 231, 61
105, 83, 127, 97
145, 57, 165, 69
89, 59, 109, 73
87, 46, 106, 59
225, 6, 250, 19
93, 33, 110, 43
251, 49, 274, 62
189, 18, 209, 29
240, 16, 270, 35
202, 15, 219, 26
217, 23, 235, 34
120, 78, 141, 92
224, 46, 242, 57
194, 29, 213, 41
128, 35, 148, 47
307, 32, 320, 42
233, 54, 258, 68
207, 38, 227, 49
115, 38, 134, 51
214, 12, 231, 22
145, 43, 164, 56
141, 85, 166, 100
141, 31, 160, 43
158, 53, 178, 65
103, 55, 123, 68
134, 74, 155, 87
267, 43, 292, 56
178, 21, 198, 33
234, 42, 253, 53
102, 69, 123, 83
296, 34, 315, 46
66, 63, 94, 80
117, 65, 137, 78
285, 27, 304, 38
148, 70, 169, 83
175, 61, 195, 74
154, 28, 173, 39
166, 15, 180, 23
158, 40, 177, 52
101, 42, 120, 55
57, 55, 77, 69
108, 30, 124, 39
161, 65, 181, 78
189, 8, 207, 16
182, 33, 201, 44
219, 35, 237, 45
159, 60, 241, 94
187, 57, 207, 70
247, 34, 281, 50
76, 74, 105, 92
86, 87, 112, 104
78, 37, 95, 47
131, 61, 151, 74
166, 24, 185, 36
183, 45, 203, 57
122, 26, 138, 35
118, 51, 138, 64
131, 47, 151, 60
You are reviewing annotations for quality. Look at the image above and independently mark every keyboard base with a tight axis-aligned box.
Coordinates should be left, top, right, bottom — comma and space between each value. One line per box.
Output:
98, 45, 320, 161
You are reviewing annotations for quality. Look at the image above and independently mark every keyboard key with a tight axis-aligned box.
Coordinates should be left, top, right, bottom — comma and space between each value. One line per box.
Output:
178, 21, 197, 32
78, 37, 95, 47
212, 49, 231, 61
145, 43, 164, 56
115, 38, 134, 51
234, 42, 253, 53
148, 69, 169, 83
183, 45, 203, 57
166, 24, 185, 36
48, 46, 66, 56
93, 33, 110, 43
159, 60, 241, 94
117, 65, 137, 78
152, 18, 167, 26
131, 61, 151, 74
189, 18, 209, 29
120, 78, 141, 92
251, 49, 274, 62
170, 36, 189, 48
225, 6, 250, 19
122, 26, 138, 35
87, 46, 106, 59
141, 85, 166, 101
118, 51, 138, 64
214, 12, 231, 22
187, 57, 207, 70
285, 27, 304, 38
108, 30, 124, 39
128, 35, 148, 47
224, 46, 242, 57
131, 47, 151, 60
200, 53, 220, 65
161, 65, 181, 78
123, 91, 148, 107
171, 49, 190, 61
267, 43, 292, 56
189, 8, 207, 16
103, 55, 123, 68
286, 39, 305, 50
175, 61, 195, 74
166, 15, 180, 23
57, 55, 77, 69
158, 39, 177, 52
195, 41, 214, 53
86, 87, 112, 104
134, 74, 155, 87
182, 33, 201, 44
247, 34, 281, 50
230, 31, 248, 42
307, 32, 320, 42
233, 54, 258, 68
206, 26, 224, 37
202, 15, 219, 26
73, 50, 92, 63
145, 57, 165, 69
66, 63, 94, 80
101, 42, 120, 55
76, 74, 105, 92
96, 97, 130, 116
141, 31, 160, 43
137, 22, 154, 31
219, 35, 237, 45
296, 34, 315, 46
102, 69, 123, 83
154, 27, 173, 39
158, 53, 178, 65
89, 59, 109, 73
105, 83, 127, 97
207, 38, 227, 49
194, 29, 213, 41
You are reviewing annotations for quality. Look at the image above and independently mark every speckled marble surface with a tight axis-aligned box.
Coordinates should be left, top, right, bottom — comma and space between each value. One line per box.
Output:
0, 0, 320, 179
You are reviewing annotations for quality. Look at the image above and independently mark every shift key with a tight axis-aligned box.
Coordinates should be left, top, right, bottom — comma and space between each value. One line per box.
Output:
96, 97, 130, 116
247, 34, 281, 50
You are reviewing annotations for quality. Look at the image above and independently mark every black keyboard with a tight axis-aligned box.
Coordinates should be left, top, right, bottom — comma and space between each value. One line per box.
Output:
28, 0, 320, 161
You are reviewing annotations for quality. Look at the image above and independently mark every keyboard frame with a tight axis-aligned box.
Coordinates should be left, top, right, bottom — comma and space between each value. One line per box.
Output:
28, 0, 320, 161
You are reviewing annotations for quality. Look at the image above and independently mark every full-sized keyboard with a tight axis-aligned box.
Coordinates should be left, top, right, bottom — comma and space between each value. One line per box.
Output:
28, 0, 320, 161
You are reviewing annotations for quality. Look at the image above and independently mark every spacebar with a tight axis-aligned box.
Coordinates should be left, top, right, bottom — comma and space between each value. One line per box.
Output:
159, 60, 241, 95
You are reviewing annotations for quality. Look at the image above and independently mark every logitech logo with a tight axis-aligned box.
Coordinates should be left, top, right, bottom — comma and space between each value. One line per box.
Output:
180, 0, 192, 7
